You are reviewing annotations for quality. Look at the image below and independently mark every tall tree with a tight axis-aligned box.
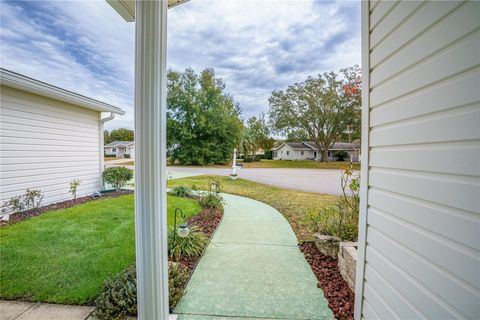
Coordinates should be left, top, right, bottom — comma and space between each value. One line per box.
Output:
268, 65, 361, 162
167, 68, 243, 165
105, 128, 134, 144
239, 113, 275, 159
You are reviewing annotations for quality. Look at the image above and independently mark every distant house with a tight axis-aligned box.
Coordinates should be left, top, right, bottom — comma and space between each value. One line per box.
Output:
271, 142, 360, 162
0, 69, 124, 206
104, 141, 135, 159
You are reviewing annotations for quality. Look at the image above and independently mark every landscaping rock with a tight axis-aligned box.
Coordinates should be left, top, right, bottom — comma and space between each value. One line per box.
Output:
338, 242, 358, 292
300, 242, 354, 320
313, 233, 341, 259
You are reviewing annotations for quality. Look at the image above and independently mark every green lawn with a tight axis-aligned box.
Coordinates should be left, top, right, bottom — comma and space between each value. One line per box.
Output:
0, 194, 200, 305
168, 175, 337, 241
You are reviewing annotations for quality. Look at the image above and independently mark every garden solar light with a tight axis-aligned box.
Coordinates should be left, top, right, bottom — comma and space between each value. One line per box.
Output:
173, 208, 190, 243
178, 224, 190, 238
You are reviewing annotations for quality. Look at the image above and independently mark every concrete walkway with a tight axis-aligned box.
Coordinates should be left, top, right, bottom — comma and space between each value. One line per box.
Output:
0, 301, 93, 320
175, 193, 333, 320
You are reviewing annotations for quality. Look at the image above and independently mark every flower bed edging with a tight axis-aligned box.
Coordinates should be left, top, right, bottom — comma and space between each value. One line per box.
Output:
313, 233, 341, 259
338, 242, 358, 292
0, 190, 133, 227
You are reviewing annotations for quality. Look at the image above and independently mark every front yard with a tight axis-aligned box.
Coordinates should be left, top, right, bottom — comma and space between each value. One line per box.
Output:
168, 175, 337, 241
0, 194, 201, 305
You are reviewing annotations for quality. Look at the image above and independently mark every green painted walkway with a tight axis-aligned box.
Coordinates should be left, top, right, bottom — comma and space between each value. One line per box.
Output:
175, 193, 333, 320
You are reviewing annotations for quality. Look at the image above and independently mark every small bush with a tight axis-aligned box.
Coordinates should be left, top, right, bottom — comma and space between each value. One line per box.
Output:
305, 198, 358, 241
94, 265, 137, 320
103, 167, 133, 192
199, 193, 224, 211
94, 262, 190, 318
168, 226, 208, 260
171, 186, 192, 198
6, 195, 25, 212
305, 169, 360, 241
169, 261, 189, 310
124, 154, 131, 159
24, 189, 44, 210
334, 150, 349, 161
69, 179, 81, 200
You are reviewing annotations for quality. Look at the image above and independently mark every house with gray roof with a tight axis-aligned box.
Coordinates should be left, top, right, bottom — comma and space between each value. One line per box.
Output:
271, 141, 360, 162
104, 141, 135, 159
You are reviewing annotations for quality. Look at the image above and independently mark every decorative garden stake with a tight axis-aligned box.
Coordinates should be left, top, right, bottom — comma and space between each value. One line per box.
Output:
173, 208, 190, 245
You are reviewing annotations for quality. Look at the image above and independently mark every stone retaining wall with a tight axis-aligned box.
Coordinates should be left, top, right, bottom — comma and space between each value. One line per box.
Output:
338, 242, 357, 291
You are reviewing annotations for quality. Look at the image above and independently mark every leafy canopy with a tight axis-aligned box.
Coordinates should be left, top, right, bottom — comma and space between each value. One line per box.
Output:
167, 68, 243, 165
104, 128, 134, 144
268, 65, 361, 162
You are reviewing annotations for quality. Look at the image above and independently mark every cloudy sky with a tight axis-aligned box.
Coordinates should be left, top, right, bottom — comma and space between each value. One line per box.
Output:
0, 0, 360, 130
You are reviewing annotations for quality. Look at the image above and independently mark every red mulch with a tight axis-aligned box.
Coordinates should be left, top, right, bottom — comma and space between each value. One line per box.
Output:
299, 242, 355, 320
0, 190, 133, 227
173, 207, 223, 273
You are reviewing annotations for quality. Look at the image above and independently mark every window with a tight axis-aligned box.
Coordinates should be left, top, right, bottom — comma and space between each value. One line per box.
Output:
287, 151, 290, 155
112, 148, 116, 152
301, 151, 304, 155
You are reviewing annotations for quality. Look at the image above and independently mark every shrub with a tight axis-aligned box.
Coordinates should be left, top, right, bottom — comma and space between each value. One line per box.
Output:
168, 226, 208, 260
334, 150, 349, 161
94, 265, 137, 320
124, 154, 131, 159
24, 189, 44, 210
305, 169, 360, 241
103, 167, 133, 192
6, 195, 25, 212
94, 262, 190, 318
171, 186, 192, 198
264, 150, 273, 160
305, 198, 358, 241
199, 193, 224, 211
69, 179, 81, 200
168, 261, 189, 310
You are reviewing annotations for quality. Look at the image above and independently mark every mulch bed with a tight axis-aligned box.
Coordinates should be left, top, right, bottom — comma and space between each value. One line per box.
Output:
174, 207, 223, 272
0, 190, 133, 227
299, 242, 355, 320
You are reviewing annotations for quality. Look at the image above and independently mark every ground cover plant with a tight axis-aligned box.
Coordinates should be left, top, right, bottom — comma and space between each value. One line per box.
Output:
93, 262, 189, 319
0, 193, 201, 304
168, 175, 337, 241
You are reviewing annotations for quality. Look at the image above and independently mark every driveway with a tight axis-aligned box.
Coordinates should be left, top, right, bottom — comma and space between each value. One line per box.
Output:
168, 167, 358, 195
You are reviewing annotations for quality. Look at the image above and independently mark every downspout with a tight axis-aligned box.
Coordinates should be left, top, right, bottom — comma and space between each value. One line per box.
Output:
100, 112, 115, 189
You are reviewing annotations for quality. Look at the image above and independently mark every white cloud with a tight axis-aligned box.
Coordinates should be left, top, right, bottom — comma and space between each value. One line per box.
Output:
0, 0, 360, 129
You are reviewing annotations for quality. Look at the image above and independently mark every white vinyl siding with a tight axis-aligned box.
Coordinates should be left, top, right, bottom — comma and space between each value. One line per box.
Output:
0, 86, 102, 205
358, 1, 480, 319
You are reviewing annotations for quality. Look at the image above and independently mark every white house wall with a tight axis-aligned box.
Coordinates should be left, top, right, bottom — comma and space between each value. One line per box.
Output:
273, 145, 314, 160
357, 1, 480, 319
0, 86, 102, 205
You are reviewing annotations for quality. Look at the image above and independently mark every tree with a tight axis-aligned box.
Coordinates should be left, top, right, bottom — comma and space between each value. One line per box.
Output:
286, 129, 309, 142
239, 113, 274, 160
104, 128, 134, 144
268, 65, 361, 162
167, 68, 243, 165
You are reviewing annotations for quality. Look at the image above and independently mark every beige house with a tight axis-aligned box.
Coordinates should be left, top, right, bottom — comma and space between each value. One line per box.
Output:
0, 69, 124, 206
104, 141, 135, 159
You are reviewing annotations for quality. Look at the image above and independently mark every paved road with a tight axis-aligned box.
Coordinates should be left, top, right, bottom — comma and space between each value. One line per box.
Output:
169, 167, 358, 195
175, 193, 332, 319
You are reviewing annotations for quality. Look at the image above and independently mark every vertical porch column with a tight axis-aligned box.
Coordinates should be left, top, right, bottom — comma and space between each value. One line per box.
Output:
134, 0, 169, 319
